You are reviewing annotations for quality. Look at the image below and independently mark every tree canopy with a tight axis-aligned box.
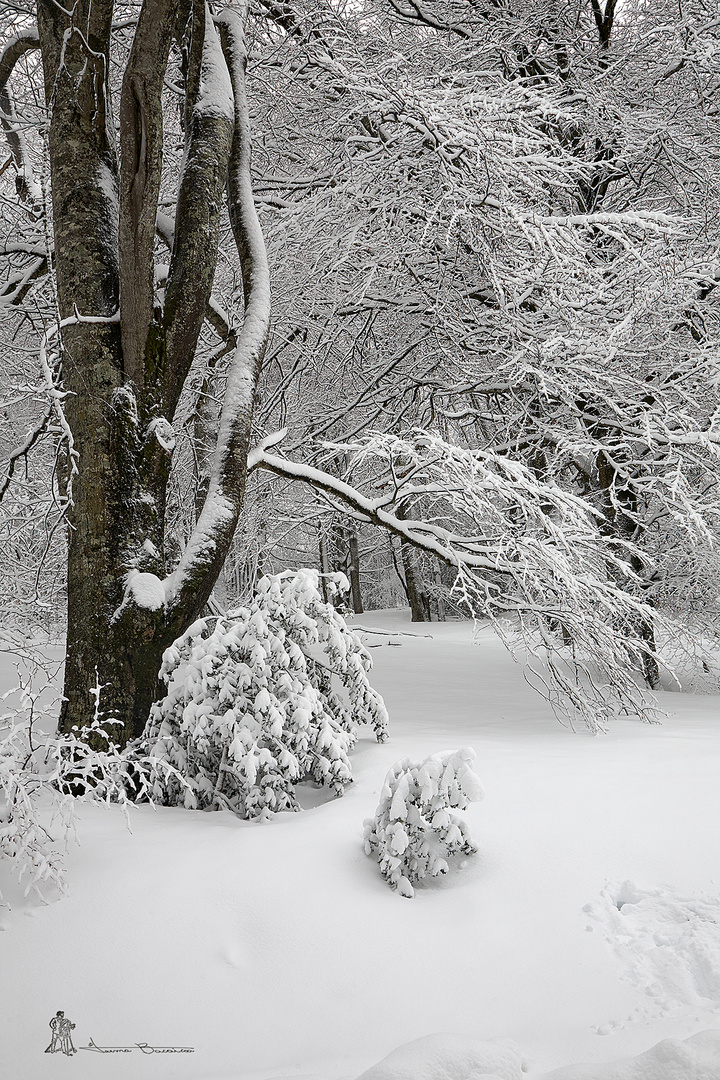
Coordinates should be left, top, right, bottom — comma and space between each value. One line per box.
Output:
1, 0, 720, 743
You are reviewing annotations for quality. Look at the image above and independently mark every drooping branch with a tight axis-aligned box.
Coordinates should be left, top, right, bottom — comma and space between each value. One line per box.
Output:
0, 27, 41, 206
250, 431, 672, 730
118, 0, 180, 390
250, 445, 496, 571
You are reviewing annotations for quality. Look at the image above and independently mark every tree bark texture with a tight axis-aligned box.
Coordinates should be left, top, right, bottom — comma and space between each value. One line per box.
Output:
34, 1, 270, 745
394, 502, 430, 622
347, 527, 364, 614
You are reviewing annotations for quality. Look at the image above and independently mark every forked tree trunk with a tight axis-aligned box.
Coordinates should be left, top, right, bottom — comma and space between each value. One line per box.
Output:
34, 0, 270, 746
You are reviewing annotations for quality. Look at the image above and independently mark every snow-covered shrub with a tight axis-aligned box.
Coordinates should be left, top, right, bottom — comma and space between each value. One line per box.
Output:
139, 570, 388, 820
363, 748, 483, 898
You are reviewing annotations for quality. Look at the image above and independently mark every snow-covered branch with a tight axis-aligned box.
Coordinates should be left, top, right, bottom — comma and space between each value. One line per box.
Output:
251, 430, 678, 731
0, 28, 42, 208
162, 4, 271, 622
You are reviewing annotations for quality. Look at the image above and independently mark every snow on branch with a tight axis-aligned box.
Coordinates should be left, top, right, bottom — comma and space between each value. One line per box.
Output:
252, 430, 674, 731
0, 27, 42, 209
0, 256, 48, 306
385, 0, 473, 39
162, 5, 270, 625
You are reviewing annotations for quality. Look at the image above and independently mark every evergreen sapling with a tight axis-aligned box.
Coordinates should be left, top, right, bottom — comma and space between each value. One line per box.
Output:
139, 570, 388, 819
364, 748, 483, 897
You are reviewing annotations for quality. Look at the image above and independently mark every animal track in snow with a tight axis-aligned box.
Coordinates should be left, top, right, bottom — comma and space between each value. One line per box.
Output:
584, 881, 720, 1021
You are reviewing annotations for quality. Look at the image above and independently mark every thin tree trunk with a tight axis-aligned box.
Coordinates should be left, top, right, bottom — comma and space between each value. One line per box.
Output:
400, 540, 431, 622
347, 527, 364, 614
433, 566, 446, 621
395, 502, 431, 621
319, 527, 330, 604
596, 451, 660, 690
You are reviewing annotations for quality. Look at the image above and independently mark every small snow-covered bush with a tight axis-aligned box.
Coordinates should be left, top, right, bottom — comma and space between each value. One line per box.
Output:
139, 570, 388, 820
363, 748, 483, 898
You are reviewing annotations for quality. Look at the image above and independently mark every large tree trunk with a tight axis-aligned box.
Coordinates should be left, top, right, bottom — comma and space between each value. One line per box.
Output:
36, 1, 270, 746
37, 0, 136, 742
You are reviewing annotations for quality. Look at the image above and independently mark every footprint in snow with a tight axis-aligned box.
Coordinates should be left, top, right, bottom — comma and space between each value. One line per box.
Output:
583, 880, 720, 1021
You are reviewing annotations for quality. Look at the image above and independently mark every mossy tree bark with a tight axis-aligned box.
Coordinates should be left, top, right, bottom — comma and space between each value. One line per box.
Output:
32, 1, 270, 746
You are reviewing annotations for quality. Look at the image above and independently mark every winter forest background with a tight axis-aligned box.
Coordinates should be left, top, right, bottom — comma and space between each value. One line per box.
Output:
2, 1, 720, 1078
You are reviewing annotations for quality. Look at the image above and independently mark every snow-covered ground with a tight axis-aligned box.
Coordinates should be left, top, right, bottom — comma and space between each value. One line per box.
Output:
2, 610, 720, 1079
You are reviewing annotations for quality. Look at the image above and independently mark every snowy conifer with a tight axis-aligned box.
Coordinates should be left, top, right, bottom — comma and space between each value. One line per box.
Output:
364, 748, 483, 897
138, 570, 388, 820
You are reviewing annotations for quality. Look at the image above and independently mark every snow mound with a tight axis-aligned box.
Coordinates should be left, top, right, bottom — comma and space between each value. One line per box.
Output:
355, 1032, 525, 1080
584, 881, 720, 1019
543, 1028, 720, 1079
125, 569, 166, 610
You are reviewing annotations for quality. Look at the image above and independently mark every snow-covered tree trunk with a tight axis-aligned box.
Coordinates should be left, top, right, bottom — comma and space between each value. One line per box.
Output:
31, 1, 270, 745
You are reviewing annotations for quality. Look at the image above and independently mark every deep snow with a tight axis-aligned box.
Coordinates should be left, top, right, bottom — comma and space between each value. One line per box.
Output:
1, 610, 719, 1079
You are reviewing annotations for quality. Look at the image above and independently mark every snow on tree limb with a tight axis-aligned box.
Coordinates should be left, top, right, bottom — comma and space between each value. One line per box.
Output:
0, 28, 41, 208
251, 430, 675, 731
164, 3, 270, 619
